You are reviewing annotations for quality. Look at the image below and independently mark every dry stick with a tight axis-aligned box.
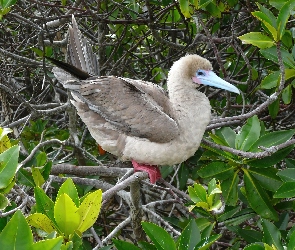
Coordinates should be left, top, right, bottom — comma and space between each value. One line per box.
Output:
130, 180, 147, 241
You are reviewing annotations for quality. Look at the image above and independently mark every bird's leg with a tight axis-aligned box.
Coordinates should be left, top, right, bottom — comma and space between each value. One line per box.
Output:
131, 160, 161, 184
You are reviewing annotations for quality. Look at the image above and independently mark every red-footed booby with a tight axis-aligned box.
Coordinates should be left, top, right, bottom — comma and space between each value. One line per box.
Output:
49, 54, 239, 183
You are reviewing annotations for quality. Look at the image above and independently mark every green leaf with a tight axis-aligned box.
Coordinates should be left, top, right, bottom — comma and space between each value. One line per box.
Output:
282, 84, 292, 104
197, 162, 235, 180
277, 0, 295, 40
249, 129, 295, 152
268, 99, 279, 119
0, 210, 33, 250
238, 32, 274, 49
188, 184, 207, 203
34, 187, 55, 224
141, 222, 176, 250
0, 145, 19, 189
256, 3, 277, 27
32, 167, 45, 187
244, 243, 264, 250
112, 239, 141, 250
0, 0, 17, 8
178, 164, 189, 190
243, 170, 278, 220
54, 193, 80, 237
269, 0, 289, 10
260, 71, 280, 89
236, 228, 263, 244
217, 206, 240, 222
274, 182, 295, 198
277, 168, 295, 182
0, 193, 8, 209
36, 152, 47, 167
251, 11, 277, 40
178, 219, 201, 250
248, 168, 282, 192
260, 46, 295, 69
32, 237, 63, 250
76, 189, 102, 233
287, 230, 295, 249
223, 211, 256, 227
138, 241, 157, 250
260, 69, 295, 89
261, 219, 284, 250
235, 115, 260, 151
221, 172, 239, 206
57, 178, 79, 207
179, 0, 191, 18
247, 145, 294, 168
0, 127, 12, 153
195, 234, 221, 250
17, 168, 35, 187
26, 213, 56, 233
215, 127, 236, 148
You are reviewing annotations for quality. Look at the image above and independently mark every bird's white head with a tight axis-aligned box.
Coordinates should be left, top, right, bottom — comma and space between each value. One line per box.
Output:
168, 54, 240, 94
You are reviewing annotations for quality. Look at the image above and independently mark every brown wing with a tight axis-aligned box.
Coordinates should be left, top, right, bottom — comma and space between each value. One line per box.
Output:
73, 76, 179, 143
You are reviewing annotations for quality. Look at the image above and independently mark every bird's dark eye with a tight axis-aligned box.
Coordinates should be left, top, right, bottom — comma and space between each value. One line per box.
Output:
197, 70, 205, 76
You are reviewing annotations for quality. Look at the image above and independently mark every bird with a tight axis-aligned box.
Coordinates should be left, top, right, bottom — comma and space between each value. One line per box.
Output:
47, 17, 240, 184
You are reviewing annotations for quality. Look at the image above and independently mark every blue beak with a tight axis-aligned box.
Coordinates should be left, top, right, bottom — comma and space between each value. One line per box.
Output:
193, 71, 240, 94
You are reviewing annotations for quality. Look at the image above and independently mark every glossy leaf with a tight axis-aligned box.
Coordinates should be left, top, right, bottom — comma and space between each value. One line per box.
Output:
217, 206, 240, 222
261, 220, 283, 250
236, 228, 263, 244
57, 178, 79, 207
76, 189, 102, 233
188, 184, 207, 203
0, 127, 12, 153
179, 0, 191, 17
31, 237, 63, 250
178, 219, 201, 250
268, 99, 279, 119
215, 127, 236, 148
251, 11, 277, 40
274, 182, 295, 198
0, 210, 33, 250
287, 230, 295, 249
244, 243, 264, 250
36, 152, 47, 167
260, 71, 280, 89
247, 145, 294, 168
248, 168, 282, 192
112, 239, 141, 250
197, 161, 235, 180
141, 222, 176, 250
0, 145, 19, 189
260, 46, 295, 69
26, 213, 56, 233
282, 84, 292, 104
277, 168, 295, 182
223, 211, 256, 227
256, 3, 277, 27
277, 0, 295, 40
31, 167, 45, 187
138, 241, 157, 250
235, 115, 260, 151
238, 32, 274, 49
0, 0, 17, 8
249, 129, 294, 152
54, 193, 80, 237
34, 187, 55, 223
0, 193, 8, 209
195, 234, 221, 250
243, 170, 278, 220
221, 171, 239, 206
